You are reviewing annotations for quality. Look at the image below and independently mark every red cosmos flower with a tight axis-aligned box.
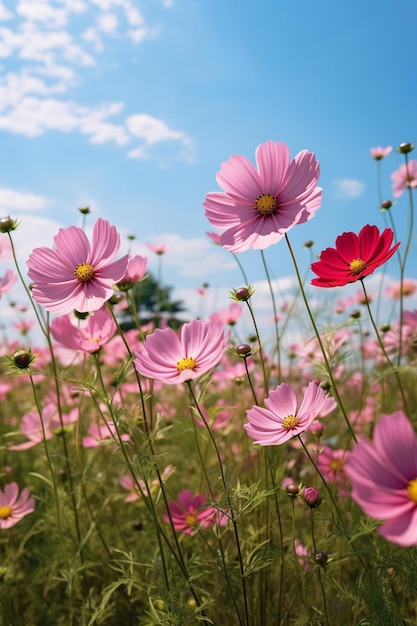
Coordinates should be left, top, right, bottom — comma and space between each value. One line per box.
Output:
311, 224, 400, 288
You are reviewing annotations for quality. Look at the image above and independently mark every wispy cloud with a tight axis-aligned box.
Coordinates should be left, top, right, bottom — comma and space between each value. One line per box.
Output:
332, 178, 365, 199
0, 0, 192, 160
0, 187, 53, 211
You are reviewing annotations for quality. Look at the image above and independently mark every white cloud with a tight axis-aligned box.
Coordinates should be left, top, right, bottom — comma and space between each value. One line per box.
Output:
126, 114, 193, 158
0, 187, 53, 212
97, 12, 118, 33
333, 178, 365, 199
139, 233, 236, 278
0, 2, 192, 161
0, 2, 12, 21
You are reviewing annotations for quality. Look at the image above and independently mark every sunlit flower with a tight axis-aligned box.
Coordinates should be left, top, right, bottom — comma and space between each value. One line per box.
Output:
50, 306, 116, 354
244, 382, 329, 445
204, 140, 322, 253
26, 218, 130, 315
345, 411, 417, 547
134, 318, 227, 384
0, 483, 35, 529
391, 160, 417, 197
370, 146, 392, 160
163, 489, 228, 535
311, 224, 400, 288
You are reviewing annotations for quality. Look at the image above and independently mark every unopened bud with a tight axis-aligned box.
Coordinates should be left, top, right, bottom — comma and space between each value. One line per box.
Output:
233, 286, 252, 302
397, 142, 414, 154
302, 486, 321, 508
380, 200, 393, 211
236, 343, 252, 357
285, 483, 300, 498
315, 551, 328, 566
0, 216, 19, 233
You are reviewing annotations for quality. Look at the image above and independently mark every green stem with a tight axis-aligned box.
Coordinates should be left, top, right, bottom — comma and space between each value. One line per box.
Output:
360, 279, 408, 413
285, 234, 357, 443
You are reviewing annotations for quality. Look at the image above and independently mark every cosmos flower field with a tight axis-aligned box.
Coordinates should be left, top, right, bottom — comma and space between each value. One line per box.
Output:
0, 140, 417, 625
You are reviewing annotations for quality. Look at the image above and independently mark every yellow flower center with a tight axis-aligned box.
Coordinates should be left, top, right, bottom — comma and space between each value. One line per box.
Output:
282, 414, 299, 430
0, 505, 12, 519
176, 357, 197, 372
74, 263, 95, 282
185, 513, 197, 527
407, 478, 417, 504
255, 193, 278, 216
349, 258, 367, 274
329, 458, 343, 473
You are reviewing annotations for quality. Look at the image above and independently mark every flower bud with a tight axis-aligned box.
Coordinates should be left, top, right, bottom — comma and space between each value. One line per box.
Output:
309, 420, 323, 437
236, 343, 252, 357
0, 216, 19, 233
380, 200, 393, 211
397, 142, 414, 154
231, 285, 254, 302
73, 310, 90, 320
285, 483, 301, 498
302, 486, 321, 508
78, 205, 90, 214
315, 551, 328, 566
303, 240, 314, 248
5, 347, 38, 371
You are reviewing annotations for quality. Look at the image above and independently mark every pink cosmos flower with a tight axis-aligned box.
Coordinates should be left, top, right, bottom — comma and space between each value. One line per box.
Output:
204, 140, 322, 253
50, 306, 116, 354
391, 160, 417, 197
311, 225, 400, 288
317, 446, 350, 496
383, 310, 417, 361
82, 422, 130, 448
0, 269, 16, 296
9, 403, 78, 450
244, 382, 329, 445
294, 539, 312, 571
26, 218, 130, 315
163, 489, 228, 535
134, 318, 227, 384
0, 482, 35, 529
385, 278, 417, 299
370, 146, 392, 160
119, 464, 175, 502
116, 254, 148, 290
210, 302, 243, 326
13, 320, 36, 336
147, 243, 167, 255
345, 411, 417, 547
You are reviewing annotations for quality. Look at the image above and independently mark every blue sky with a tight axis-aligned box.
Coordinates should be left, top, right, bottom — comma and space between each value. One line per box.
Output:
0, 0, 416, 337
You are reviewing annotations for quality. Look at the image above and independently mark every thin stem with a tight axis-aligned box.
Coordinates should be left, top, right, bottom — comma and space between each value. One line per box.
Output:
187, 381, 250, 626
360, 279, 408, 413
260, 250, 282, 382
309, 511, 330, 626
285, 234, 357, 443
244, 298, 269, 393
